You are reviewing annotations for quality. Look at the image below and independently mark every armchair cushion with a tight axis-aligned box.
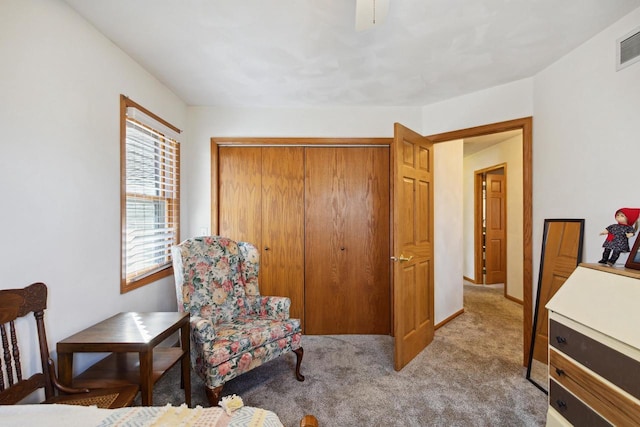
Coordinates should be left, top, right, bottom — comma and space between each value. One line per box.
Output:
195, 318, 302, 386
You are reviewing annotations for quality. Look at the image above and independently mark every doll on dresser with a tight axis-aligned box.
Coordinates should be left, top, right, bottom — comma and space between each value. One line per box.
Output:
599, 208, 640, 266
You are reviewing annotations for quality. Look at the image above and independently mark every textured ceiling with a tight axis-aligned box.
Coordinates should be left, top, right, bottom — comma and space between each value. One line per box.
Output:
63, 0, 640, 107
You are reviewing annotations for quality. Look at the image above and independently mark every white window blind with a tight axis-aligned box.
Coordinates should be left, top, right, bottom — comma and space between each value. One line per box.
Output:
122, 100, 180, 289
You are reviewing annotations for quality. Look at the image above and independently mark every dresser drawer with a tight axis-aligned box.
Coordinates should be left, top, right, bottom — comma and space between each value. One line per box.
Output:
549, 379, 611, 427
550, 348, 640, 426
550, 319, 640, 400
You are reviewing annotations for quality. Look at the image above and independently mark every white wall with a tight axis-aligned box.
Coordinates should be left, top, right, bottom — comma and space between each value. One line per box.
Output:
532, 7, 640, 281
463, 135, 524, 301
434, 140, 464, 323
421, 79, 534, 136
0, 0, 187, 379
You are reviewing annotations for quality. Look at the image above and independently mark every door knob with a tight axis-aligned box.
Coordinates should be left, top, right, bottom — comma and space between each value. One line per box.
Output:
390, 254, 413, 262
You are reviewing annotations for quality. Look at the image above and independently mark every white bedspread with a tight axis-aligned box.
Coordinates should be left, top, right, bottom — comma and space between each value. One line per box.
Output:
0, 403, 284, 427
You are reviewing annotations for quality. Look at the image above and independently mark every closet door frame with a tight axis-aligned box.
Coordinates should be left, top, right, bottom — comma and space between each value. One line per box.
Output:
211, 137, 394, 332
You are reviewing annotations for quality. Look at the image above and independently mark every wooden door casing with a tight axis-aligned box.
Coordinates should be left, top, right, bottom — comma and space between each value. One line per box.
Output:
304, 147, 390, 335
485, 172, 506, 284
392, 123, 435, 371
427, 117, 533, 366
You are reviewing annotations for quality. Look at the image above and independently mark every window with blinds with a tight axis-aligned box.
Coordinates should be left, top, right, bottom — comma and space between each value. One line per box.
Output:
120, 95, 180, 293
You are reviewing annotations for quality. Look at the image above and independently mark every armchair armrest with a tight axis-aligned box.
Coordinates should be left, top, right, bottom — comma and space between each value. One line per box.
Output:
190, 315, 216, 344
248, 296, 291, 320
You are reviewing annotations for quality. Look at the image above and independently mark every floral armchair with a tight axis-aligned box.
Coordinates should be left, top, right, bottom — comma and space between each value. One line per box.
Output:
171, 236, 304, 406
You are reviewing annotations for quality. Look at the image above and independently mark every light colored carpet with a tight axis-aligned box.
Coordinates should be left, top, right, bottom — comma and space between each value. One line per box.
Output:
145, 284, 548, 426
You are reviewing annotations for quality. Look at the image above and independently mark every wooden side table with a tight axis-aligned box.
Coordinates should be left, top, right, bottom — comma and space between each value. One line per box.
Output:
57, 312, 190, 406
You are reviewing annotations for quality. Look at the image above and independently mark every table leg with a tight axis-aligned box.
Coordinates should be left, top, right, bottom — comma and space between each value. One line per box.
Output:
57, 352, 73, 386
181, 323, 191, 407
139, 350, 154, 405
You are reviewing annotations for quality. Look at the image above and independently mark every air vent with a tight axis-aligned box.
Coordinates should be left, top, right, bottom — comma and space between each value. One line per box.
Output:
617, 26, 640, 71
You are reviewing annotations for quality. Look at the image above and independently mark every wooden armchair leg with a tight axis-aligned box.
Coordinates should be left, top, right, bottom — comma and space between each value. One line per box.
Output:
205, 385, 224, 406
294, 347, 305, 381
300, 414, 319, 427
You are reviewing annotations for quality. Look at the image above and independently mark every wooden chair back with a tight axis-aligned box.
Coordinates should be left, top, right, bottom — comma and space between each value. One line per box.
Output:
0, 282, 53, 404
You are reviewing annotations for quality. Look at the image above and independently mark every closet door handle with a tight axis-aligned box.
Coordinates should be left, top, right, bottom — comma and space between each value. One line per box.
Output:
264, 246, 270, 251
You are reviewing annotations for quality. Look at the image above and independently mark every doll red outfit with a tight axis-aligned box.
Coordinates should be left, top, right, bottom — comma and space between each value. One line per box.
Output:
599, 208, 640, 266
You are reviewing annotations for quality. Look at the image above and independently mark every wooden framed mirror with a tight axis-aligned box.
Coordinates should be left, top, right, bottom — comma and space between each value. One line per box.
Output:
526, 218, 585, 393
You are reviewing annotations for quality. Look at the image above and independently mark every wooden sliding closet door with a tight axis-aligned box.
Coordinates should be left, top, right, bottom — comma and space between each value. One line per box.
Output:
304, 147, 390, 335
218, 147, 305, 326
260, 148, 305, 325
219, 147, 262, 244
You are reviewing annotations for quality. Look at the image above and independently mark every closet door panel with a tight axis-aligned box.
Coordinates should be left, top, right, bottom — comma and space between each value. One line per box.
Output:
218, 147, 262, 247
343, 148, 390, 334
305, 148, 346, 334
305, 147, 390, 334
261, 147, 305, 325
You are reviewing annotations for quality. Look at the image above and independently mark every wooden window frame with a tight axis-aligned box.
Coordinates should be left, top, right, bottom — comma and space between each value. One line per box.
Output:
120, 95, 181, 293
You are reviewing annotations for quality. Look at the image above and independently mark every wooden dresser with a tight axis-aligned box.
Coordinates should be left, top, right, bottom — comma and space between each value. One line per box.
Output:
545, 264, 640, 426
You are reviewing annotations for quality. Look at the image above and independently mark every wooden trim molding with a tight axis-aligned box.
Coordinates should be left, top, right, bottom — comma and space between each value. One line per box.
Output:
474, 172, 484, 284
211, 137, 391, 146
427, 116, 533, 366
210, 139, 219, 235
120, 95, 181, 293
505, 294, 523, 305
435, 308, 465, 330
121, 95, 181, 134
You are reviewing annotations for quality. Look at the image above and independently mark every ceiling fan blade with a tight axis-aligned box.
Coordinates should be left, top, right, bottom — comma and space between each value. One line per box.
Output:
355, 0, 389, 31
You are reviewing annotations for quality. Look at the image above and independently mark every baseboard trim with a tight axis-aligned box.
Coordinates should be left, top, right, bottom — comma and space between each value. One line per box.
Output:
435, 308, 465, 330
463, 276, 478, 284
505, 294, 523, 305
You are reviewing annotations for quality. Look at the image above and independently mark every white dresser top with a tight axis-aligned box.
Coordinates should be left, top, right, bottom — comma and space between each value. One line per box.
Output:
546, 264, 640, 350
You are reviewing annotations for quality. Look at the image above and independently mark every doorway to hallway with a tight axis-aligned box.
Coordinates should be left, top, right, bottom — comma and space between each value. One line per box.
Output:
427, 117, 533, 367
